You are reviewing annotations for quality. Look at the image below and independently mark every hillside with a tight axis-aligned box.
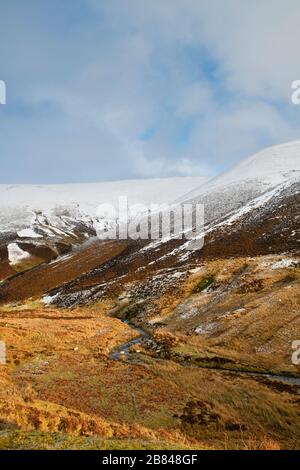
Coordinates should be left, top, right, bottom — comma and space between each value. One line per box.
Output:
0, 141, 299, 450
0, 176, 207, 278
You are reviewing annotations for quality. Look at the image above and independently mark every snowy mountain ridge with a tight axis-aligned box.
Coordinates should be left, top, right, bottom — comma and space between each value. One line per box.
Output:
0, 176, 207, 274
0, 176, 208, 225
178, 139, 300, 204
0, 140, 299, 276
141, 140, 300, 257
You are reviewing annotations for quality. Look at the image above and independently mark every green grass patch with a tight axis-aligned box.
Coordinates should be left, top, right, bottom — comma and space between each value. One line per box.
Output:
192, 275, 215, 294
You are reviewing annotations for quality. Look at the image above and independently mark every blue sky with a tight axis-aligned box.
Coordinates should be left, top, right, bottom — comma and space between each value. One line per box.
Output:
1, 0, 300, 183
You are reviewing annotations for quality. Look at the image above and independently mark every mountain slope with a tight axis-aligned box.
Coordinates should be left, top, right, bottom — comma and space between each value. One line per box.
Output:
149, 140, 300, 254
1, 140, 298, 307
179, 140, 300, 203
0, 142, 299, 451
0, 176, 207, 278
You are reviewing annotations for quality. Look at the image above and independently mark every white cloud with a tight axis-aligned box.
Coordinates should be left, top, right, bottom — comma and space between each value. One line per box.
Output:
0, 0, 300, 182
188, 100, 299, 169
175, 81, 214, 119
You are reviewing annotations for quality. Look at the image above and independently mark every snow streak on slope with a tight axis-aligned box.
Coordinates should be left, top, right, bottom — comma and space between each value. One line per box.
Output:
142, 140, 300, 256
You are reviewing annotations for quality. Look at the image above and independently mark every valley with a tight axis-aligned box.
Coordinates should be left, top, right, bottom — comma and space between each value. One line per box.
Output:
0, 250, 299, 450
0, 141, 299, 450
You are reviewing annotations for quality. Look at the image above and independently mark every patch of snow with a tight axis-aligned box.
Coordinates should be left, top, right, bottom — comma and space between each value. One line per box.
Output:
17, 228, 42, 238
189, 267, 203, 274
7, 243, 31, 266
178, 251, 191, 262
221, 308, 246, 319
271, 258, 298, 269
42, 294, 59, 305
195, 323, 216, 334
170, 271, 186, 279
180, 307, 198, 319
49, 252, 72, 265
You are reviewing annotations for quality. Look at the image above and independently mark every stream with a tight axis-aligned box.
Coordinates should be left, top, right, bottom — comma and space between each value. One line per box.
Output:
109, 320, 150, 361
109, 319, 300, 387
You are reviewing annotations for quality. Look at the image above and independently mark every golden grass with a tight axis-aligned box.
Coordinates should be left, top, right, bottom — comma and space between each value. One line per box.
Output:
0, 254, 299, 450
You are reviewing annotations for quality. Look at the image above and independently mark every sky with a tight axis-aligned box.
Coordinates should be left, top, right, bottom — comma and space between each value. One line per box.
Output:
1, 0, 300, 183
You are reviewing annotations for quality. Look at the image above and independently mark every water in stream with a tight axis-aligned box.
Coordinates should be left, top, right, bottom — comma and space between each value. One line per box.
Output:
109, 319, 300, 387
109, 321, 150, 361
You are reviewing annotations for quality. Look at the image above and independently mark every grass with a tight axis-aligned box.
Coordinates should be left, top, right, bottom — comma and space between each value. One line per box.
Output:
0, 430, 204, 450
0, 299, 44, 312
1, 307, 300, 449
191, 275, 215, 294
0, 254, 300, 450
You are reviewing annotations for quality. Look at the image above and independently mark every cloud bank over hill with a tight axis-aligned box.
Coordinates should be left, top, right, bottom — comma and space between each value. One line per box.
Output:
0, 0, 300, 183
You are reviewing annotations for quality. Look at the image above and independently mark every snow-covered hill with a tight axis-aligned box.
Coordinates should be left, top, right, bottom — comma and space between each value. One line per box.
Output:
0, 176, 207, 274
179, 140, 300, 204
1, 140, 299, 277
0, 176, 208, 231
0, 140, 299, 307
184, 140, 300, 239
144, 140, 300, 256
